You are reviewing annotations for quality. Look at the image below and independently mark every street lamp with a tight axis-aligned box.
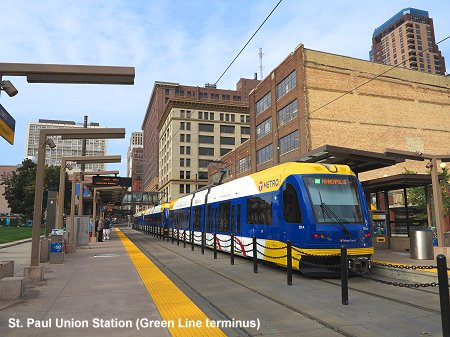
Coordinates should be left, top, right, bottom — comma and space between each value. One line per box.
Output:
25, 127, 125, 281
57, 155, 121, 230
0, 80, 18, 97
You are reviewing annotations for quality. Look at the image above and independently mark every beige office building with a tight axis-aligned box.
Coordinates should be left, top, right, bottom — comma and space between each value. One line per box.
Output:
158, 99, 250, 202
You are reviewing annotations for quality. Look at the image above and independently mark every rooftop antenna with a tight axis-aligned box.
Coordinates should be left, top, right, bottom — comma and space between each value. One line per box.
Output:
259, 48, 264, 80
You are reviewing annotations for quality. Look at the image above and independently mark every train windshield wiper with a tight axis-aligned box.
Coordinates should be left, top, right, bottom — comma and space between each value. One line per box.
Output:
320, 202, 351, 238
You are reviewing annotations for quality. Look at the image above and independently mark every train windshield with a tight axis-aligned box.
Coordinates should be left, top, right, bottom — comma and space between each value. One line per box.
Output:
303, 176, 364, 224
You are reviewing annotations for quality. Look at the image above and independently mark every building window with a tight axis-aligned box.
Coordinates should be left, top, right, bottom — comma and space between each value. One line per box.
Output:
256, 117, 272, 140
180, 158, 185, 167
220, 125, 235, 133
232, 95, 241, 101
256, 92, 271, 116
278, 100, 298, 127
180, 122, 185, 130
241, 127, 250, 135
220, 113, 224, 121
180, 146, 185, 155
180, 110, 185, 119
186, 134, 191, 142
180, 184, 184, 193
222, 94, 230, 100
240, 115, 245, 123
279, 130, 299, 156
180, 134, 185, 142
276, 71, 296, 99
186, 171, 191, 179
257, 144, 273, 165
180, 171, 185, 179
186, 158, 191, 167
165, 89, 170, 95
220, 148, 231, 156
199, 135, 214, 144
210, 112, 214, 120
220, 137, 235, 145
186, 146, 191, 155
199, 147, 214, 156
199, 123, 214, 132
198, 112, 203, 119
198, 172, 208, 180
237, 156, 251, 173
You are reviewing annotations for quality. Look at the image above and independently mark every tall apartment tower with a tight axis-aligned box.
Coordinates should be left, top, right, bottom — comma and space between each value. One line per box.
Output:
370, 8, 446, 75
126, 131, 144, 192
25, 119, 107, 171
142, 78, 259, 193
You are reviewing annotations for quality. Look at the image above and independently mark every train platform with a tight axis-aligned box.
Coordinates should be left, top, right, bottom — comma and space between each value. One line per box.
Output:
0, 227, 445, 337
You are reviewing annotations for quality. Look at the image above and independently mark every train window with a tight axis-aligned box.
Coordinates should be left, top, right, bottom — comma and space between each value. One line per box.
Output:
218, 202, 231, 232
246, 194, 272, 225
231, 205, 235, 233
283, 183, 302, 223
207, 205, 212, 232
237, 204, 241, 233
193, 207, 201, 230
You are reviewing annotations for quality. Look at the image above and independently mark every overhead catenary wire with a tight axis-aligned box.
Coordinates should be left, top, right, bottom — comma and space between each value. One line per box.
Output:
214, 0, 284, 85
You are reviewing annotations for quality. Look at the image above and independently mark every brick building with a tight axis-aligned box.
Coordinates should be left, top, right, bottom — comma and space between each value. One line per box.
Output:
209, 44, 450, 182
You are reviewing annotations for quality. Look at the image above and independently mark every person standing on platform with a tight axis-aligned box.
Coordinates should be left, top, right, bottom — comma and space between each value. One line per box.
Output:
97, 219, 103, 242
103, 217, 111, 240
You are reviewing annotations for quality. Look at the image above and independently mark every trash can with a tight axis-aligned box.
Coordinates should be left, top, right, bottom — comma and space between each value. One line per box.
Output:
49, 229, 64, 264
410, 227, 434, 260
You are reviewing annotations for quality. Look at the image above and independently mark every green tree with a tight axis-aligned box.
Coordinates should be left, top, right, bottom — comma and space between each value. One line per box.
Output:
1, 159, 72, 223
405, 167, 450, 218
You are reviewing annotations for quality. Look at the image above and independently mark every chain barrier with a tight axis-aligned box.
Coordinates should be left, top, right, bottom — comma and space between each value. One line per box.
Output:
371, 261, 436, 270
256, 242, 287, 250
217, 237, 232, 243
357, 271, 438, 288
300, 260, 341, 268
292, 246, 341, 258
258, 251, 287, 259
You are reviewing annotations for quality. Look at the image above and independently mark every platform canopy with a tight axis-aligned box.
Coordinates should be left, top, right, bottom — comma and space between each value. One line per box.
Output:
296, 145, 405, 174
361, 174, 434, 193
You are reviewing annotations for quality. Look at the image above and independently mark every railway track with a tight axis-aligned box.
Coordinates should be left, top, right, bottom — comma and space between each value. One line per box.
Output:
125, 231, 442, 337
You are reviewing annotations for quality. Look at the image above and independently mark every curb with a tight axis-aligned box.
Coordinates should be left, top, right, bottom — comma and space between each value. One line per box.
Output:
0, 237, 40, 250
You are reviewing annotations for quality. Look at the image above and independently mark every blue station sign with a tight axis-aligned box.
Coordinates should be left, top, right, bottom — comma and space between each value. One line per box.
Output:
0, 103, 15, 145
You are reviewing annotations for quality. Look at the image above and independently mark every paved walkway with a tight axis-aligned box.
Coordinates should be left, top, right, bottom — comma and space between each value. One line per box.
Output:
0, 230, 171, 337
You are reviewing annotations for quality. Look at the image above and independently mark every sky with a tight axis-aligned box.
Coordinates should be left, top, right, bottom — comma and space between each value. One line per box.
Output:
1, 0, 449, 175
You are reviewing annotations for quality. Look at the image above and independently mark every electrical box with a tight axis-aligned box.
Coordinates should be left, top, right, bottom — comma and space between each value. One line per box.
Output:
371, 211, 389, 249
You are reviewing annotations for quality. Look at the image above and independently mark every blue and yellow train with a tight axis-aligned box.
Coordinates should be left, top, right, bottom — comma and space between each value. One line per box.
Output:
135, 162, 373, 271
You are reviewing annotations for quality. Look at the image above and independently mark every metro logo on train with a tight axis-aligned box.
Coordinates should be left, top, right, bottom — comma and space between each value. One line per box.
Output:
258, 178, 280, 192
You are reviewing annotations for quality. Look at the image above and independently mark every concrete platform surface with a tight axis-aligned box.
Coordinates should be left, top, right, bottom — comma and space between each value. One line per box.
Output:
0, 233, 170, 337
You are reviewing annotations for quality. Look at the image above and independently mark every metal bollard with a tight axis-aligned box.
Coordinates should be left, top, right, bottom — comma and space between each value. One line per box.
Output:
287, 241, 292, 285
341, 246, 348, 305
183, 231, 186, 248
437, 254, 450, 337
231, 234, 235, 265
191, 230, 194, 251
253, 236, 258, 273
214, 233, 217, 259
171, 228, 174, 244
177, 228, 179, 246
201, 231, 205, 254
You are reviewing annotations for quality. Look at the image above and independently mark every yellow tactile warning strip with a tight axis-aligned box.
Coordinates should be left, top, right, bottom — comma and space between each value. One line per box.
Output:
116, 228, 226, 337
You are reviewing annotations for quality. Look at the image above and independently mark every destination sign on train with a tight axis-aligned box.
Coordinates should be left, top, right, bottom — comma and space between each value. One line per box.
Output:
315, 178, 349, 185
92, 176, 132, 187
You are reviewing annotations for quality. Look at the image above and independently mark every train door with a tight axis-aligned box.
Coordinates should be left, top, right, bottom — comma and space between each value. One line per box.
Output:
231, 203, 241, 234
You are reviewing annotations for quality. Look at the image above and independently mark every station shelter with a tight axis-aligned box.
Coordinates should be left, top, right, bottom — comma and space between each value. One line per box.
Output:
296, 145, 449, 251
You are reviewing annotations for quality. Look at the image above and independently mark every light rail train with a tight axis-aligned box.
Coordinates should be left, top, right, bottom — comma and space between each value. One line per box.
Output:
135, 162, 373, 271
